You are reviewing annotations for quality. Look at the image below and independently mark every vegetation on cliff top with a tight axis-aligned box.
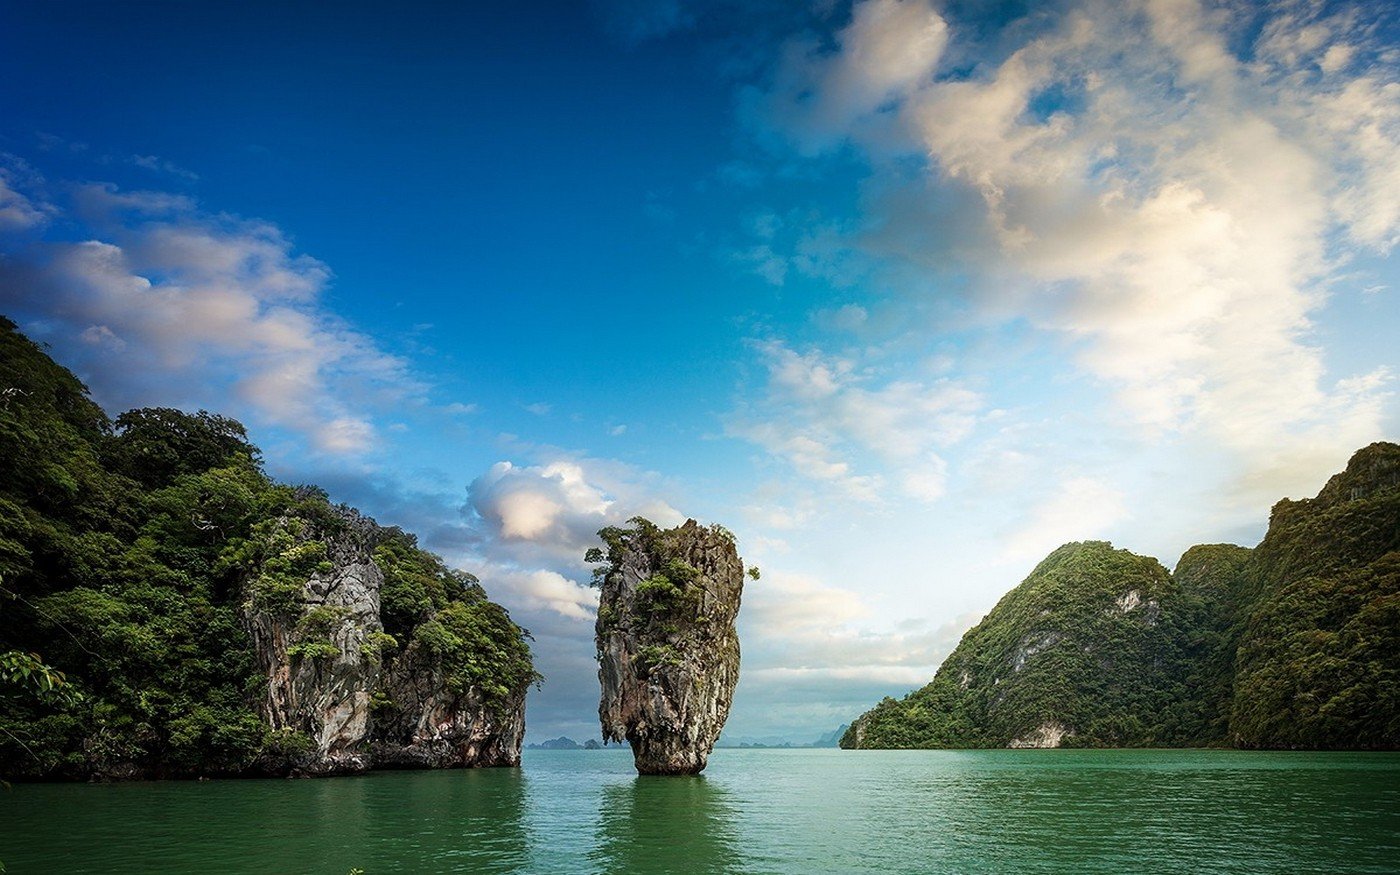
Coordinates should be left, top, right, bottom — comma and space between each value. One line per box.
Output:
843, 442, 1400, 751
0, 316, 534, 778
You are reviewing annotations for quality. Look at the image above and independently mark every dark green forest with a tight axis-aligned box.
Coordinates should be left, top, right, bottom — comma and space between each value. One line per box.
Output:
0, 317, 534, 778
843, 443, 1400, 750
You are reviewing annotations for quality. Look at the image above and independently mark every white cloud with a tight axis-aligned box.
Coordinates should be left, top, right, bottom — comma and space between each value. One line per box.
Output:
0, 169, 53, 232
760, 0, 1397, 502
730, 339, 981, 501
743, 568, 871, 637
464, 456, 685, 595
0, 180, 420, 454
491, 568, 600, 622
765, 0, 949, 151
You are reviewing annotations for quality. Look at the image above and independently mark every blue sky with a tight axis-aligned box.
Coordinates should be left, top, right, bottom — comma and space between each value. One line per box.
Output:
2, 0, 1398, 743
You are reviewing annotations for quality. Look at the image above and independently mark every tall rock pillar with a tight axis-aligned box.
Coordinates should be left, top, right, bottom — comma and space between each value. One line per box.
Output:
590, 518, 746, 775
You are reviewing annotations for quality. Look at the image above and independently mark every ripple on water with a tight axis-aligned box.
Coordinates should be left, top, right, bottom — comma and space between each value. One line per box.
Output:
1, 749, 1397, 873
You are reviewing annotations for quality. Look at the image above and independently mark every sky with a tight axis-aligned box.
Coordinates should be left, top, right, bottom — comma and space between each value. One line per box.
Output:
1, 0, 1397, 744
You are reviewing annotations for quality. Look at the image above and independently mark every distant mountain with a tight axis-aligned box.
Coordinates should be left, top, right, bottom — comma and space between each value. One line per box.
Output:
812, 725, 849, 748
843, 443, 1400, 751
527, 737, 582, 750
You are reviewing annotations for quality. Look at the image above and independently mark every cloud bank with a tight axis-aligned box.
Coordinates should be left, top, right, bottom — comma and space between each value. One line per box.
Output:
746, 0, 1396, 501
0, 175, 418, 454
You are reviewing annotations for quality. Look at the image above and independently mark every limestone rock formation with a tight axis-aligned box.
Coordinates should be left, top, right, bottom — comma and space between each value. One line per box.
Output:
243, 506, 530, 774
591, 518, 746, 774
373, 642, 526, 769
243, 512, 386, 774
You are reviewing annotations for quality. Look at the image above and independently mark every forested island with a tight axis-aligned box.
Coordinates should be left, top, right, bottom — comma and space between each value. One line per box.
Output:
843, 442, 1400, 750
0, 317, 537, 780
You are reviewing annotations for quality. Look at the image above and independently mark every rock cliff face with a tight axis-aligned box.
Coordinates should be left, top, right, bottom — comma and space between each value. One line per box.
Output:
591, 518, 746, 774
243, 507, 529, 774
243, 515, 385, 774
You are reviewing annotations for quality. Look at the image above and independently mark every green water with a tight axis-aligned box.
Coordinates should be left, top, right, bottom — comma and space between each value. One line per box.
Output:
2, 749, 1397, 873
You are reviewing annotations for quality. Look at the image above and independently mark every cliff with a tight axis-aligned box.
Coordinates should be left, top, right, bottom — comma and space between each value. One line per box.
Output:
240, 507, 531, 775
590, 518, 746, 774
0, 317, 534, 779
843, 442, 1400, 750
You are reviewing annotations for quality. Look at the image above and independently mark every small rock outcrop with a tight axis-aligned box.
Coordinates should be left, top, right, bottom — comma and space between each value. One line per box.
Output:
590, 518, 747, 774
243, 506, 532, 774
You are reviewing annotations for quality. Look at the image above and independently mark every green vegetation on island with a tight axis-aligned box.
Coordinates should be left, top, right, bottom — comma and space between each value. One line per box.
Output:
843, 442, 1400, 751
0, 317, 535, 779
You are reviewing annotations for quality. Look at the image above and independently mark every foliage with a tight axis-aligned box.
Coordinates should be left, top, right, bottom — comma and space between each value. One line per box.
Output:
105, 407, 258, 489
0, 317, 535, 778
412, 598, 539, 706
1229, 443, 1400, 749
373, 527, 481, 641
0, 649, 81, 708
844, 443, 1400, 751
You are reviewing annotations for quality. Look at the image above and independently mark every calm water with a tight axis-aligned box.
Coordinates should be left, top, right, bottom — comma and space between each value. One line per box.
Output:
2, 749, 1398, 873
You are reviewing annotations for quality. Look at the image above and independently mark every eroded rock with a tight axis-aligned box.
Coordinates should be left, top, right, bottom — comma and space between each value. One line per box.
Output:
242, 506, 531, 774
591, 518, 746, 775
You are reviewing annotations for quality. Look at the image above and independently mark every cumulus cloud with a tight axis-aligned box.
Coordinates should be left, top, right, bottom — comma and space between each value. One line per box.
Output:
0, 179, 419, 454
729, 339, 981, 501
463, 456, 685, 613
761, 0, 1398, 500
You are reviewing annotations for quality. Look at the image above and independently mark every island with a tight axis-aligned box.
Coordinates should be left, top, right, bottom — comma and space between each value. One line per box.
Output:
588, 517, 750, 774
843, 442, 1400, 751
0, 318, 538, 779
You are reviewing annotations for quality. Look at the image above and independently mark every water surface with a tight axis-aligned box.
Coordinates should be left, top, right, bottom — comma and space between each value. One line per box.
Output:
3, 749, 1397, 873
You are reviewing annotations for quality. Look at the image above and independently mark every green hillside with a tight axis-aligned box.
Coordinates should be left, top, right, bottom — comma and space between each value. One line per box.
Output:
0, 317, 535, 778
843, 443, 1400, 750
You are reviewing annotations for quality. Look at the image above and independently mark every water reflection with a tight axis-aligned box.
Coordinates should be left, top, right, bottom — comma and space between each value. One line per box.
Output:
4, 750, 1398, 874
588, 774, 745, 874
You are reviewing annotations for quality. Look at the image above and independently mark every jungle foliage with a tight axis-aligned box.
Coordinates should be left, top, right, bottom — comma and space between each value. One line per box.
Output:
0, 317, 533, 778
843, 443, 1400, 751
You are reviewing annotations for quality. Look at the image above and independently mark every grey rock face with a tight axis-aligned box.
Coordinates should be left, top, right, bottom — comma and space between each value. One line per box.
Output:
242, 509, 526, 774
245, 543, 384, 774
374, 644, 525, 768
594, 518, 745, 775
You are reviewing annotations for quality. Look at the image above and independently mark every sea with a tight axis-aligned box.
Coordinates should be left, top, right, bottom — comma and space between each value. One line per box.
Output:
2, 748, 1398, 873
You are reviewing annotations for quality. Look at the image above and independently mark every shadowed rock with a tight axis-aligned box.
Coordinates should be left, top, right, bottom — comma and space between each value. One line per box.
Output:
591, 518, 746, 775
